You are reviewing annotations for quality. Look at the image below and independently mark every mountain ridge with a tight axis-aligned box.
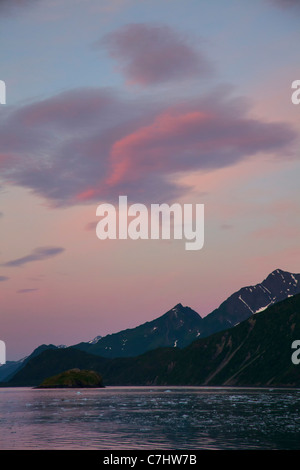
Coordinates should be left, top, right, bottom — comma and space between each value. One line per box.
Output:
72, 268, 300, 358
1, 268, 299, 383
4, 293, 300, 387
198, 268, 300, 337
72, 302, 203, 358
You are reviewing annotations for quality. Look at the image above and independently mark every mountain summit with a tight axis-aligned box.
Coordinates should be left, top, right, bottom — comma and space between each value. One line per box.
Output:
73, 303, 203, 358
199, 268, 300, 338
73, 268, 300, 358
1, 268, 299, 384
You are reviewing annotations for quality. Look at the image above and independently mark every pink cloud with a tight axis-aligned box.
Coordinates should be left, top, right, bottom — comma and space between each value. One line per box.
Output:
99, 23, 213, 85
107, 102, 296, 187
0, 88, 296, 206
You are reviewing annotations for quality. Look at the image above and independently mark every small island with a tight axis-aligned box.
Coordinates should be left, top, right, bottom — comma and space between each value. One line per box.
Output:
36, 368, 104, 388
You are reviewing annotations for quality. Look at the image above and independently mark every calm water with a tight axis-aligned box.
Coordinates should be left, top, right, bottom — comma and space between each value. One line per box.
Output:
0, 386, 300, 450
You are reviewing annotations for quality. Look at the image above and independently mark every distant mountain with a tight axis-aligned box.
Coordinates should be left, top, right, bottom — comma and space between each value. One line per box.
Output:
199, 268, 300, 338
0, 344, 63, 382
5, 293, 300, 387
0, 358, 25, 382
2, 268, 299, 384
73, 303, 203, 358
73, 268, 300, 358
2, 348, 110, 387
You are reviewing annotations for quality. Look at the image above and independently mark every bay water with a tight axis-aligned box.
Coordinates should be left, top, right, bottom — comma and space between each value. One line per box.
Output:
0, 386, 299, 450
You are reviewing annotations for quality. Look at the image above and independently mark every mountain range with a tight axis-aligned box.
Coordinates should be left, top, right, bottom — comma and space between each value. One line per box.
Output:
1, 268, 300, 386
73, 268, 300, 357
4, 292, 300, 387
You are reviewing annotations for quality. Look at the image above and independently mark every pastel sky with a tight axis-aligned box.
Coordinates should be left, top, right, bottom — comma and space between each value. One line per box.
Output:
0, 0, 299, 360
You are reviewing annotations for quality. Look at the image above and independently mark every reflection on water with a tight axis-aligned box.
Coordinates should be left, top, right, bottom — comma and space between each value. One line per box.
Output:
0, 386, 300, 449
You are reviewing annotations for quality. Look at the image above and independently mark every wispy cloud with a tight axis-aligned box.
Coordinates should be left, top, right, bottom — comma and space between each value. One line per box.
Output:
0, 275, 9, 282
2, 247, 65, 268
17, 288, 39, 294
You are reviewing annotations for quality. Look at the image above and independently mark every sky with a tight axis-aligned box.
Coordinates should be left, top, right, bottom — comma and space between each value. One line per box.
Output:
0, 0, 299, 360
